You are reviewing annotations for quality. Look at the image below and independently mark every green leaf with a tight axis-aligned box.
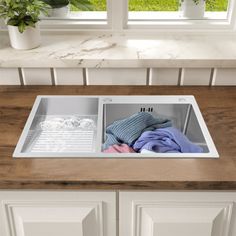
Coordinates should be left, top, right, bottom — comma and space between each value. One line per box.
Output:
70, 0, 93, 11
18, 21, 25, 33
42, 0, 69, 8
7, 17, 18, 25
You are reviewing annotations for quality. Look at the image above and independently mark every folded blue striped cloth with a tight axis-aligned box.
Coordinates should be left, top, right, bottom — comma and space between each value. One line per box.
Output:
103, 112, 172, 150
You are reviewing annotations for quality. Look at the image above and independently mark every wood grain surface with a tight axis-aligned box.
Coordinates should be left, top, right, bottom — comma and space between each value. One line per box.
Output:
0, 86, 235, 190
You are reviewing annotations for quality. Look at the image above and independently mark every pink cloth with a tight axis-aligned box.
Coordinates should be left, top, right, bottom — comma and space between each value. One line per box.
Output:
103, 144, 136, 153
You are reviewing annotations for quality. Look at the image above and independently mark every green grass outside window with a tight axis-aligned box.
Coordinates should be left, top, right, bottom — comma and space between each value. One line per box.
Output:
72, 0, 228, 11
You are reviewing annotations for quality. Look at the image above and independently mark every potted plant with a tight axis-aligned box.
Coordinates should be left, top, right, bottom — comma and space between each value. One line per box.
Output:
180, 0, 210, 19
0, 0, 49, 50
42, 0, 93, 18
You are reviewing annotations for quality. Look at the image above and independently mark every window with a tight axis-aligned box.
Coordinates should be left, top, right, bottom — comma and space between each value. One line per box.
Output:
69, 0, 107, 21
128, 0, 229, 19
41, 0, 108, 29
39, 0, 236, 31
126, 0, 236, 30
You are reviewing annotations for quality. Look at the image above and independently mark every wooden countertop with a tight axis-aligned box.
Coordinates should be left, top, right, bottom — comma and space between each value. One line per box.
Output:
0, 86, 236, 190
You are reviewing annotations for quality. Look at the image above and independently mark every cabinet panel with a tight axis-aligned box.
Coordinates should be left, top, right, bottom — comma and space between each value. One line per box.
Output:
87, 68, 146, 85
182, 68, 211, 85
120, 192, 236, 236
0, 68, 20, 85
22, 68, 52, 85
151, 68, 179, 85
54, 68, 84, 85
133, 202, 231, 236
214, 69, 236, 85
0, 191, 116, 236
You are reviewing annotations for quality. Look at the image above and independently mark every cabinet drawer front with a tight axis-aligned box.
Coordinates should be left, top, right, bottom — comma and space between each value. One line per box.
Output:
120, 192, 236, 236
0, 191, 116, 236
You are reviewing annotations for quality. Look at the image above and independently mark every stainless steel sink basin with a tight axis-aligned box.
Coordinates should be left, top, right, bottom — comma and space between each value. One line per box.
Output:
13, 96, 219, 158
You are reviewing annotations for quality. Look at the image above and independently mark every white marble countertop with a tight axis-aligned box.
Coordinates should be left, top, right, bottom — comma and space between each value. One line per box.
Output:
1, 32, 236, 68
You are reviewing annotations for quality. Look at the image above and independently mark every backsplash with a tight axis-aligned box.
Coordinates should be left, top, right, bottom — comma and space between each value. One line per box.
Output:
0, 67, 235, 86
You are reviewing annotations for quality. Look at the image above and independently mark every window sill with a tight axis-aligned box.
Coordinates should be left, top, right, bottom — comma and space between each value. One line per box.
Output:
38, 11, 230, 31
129, 11, 228, 20
39, 11, 108, 29
127, 11, 231, 30
1, 33, 236, 68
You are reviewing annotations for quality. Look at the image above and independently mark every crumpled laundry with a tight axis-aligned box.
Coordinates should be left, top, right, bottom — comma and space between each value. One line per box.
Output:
103, 144, 135, 153
133, 127, 203, 153
103, 112, 171, 150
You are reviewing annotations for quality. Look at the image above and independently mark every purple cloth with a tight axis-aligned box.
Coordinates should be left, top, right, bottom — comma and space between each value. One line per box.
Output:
133, 127, 203, 153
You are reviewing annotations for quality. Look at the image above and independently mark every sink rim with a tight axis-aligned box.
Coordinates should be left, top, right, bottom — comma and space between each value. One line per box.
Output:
13, 95, 219, 159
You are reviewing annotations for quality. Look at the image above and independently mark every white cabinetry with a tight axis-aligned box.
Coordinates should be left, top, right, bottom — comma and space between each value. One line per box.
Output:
119, 192, 236, 236
0, 191, 116, 236
1, 191, 236, 236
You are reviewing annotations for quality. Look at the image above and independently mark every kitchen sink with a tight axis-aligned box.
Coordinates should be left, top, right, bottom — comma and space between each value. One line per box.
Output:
13, 96, 219, 158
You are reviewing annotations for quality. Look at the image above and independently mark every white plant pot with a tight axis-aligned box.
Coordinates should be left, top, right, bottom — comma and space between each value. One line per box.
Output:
48, 5, 69, 18
180, 0, 206, 19
8, 24, 41, 50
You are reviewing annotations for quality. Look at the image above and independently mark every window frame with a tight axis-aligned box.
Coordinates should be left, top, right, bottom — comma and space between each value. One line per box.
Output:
124, 0, 236, 31
0, 0, 236, 32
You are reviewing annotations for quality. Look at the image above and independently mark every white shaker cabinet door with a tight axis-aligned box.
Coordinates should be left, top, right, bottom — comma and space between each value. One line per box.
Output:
120, 192, 236, 236
0, 191, 116, 236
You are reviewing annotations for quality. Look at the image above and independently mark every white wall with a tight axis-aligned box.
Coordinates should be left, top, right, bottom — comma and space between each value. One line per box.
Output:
0, 67, 236, 85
